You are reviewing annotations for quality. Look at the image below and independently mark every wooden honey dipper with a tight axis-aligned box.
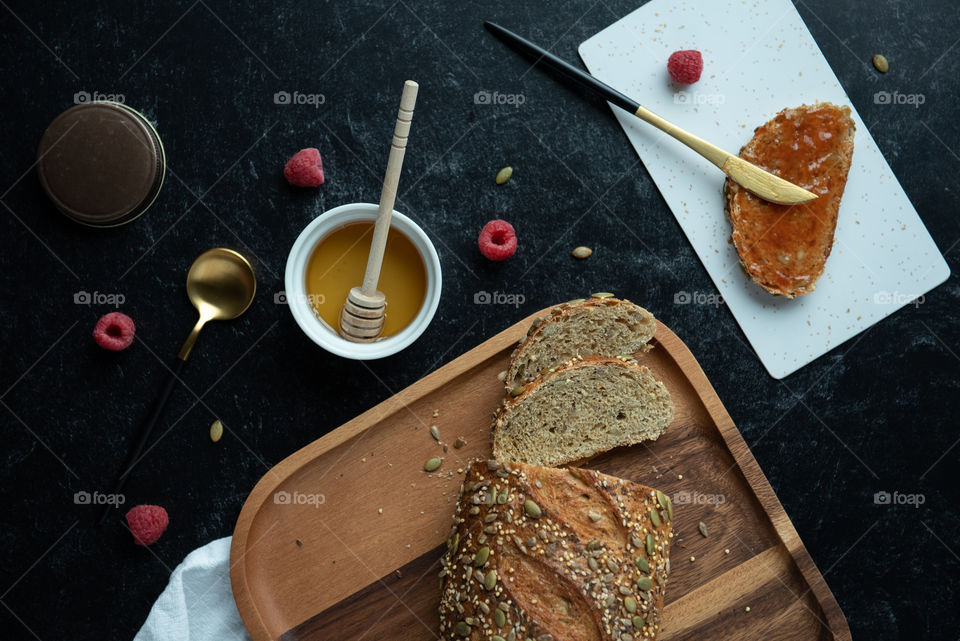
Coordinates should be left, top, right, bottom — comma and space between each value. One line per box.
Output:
339, 80, 419, 342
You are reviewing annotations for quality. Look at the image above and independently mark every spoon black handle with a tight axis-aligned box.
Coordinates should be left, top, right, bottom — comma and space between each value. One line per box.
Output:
97, 356, 187, 525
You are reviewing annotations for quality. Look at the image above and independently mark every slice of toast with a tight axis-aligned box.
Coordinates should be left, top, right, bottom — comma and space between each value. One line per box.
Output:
504, 296, 657, 390
492, 355, 674, 467
724, 103, 856, 297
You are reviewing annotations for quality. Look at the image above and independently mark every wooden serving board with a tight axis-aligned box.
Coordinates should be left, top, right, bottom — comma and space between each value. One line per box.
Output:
231, 310, 851, 641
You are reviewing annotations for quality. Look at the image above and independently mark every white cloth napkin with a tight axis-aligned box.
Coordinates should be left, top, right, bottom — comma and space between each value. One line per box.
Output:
134, 537, 251, 641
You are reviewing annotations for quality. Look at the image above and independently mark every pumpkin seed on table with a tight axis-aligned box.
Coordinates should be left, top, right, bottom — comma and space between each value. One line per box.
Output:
424, 457, 443, 472
209, 419, 223, 442
429, 425, 440, 441
872, 54, 889, 73
495, 166, 514, 184
572, 246, 593, 259
698, 521, 709, 537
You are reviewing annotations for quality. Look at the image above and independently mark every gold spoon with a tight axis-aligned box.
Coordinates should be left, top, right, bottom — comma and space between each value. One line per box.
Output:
180, 248, 258, 358
99, 248, 256, 524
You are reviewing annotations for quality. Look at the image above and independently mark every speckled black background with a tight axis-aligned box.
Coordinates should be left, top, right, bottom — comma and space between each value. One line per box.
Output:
1, 1, 957, 640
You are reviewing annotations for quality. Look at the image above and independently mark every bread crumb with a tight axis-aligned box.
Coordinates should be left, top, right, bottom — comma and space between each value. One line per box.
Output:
361, 458, 367, 463
378, 508, 383, 514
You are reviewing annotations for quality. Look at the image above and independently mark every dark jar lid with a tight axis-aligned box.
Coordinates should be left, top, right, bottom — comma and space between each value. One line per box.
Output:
36, 101, 166, 227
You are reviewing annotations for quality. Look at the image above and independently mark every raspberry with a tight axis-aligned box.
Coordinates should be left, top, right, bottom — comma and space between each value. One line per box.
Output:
478, 219, 517, 261
284, 148, 325, 187
125, 504, 169, 546
93, 312, 135, 351
667, 50, 703, 85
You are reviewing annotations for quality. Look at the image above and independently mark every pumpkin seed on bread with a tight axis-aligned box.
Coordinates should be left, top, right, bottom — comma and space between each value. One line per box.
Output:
505, 296, 657, 390
493, 355, 673, 467
439, 459, 673, 640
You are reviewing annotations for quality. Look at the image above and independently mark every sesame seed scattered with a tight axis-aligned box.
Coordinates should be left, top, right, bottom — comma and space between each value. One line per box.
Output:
724, 548, 730, 554
689, 556, 695, 562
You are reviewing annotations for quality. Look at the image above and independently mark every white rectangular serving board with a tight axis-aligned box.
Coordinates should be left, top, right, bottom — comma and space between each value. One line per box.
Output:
579, 0, 949, 378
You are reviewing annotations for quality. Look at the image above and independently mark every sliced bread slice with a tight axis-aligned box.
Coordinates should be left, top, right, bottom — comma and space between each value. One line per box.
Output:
724, 102, 856, 297
505, 295, 657, 390
492, 355, 673, 467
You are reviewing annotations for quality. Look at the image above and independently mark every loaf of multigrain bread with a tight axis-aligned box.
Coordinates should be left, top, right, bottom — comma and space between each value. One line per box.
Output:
439, 459, 673, 641
505, 295, 657, 390
493, 356, 674, 467
724, 102, 856, 297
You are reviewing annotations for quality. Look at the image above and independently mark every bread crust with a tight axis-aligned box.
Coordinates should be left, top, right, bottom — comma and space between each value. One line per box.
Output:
724, 103, 856, 297
505, 297, 656, 390
439, 459, 673, 641
492, 355, 673, 467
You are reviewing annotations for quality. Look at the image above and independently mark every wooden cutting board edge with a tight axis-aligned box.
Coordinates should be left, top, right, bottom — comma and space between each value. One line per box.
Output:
230, 309, 851, 641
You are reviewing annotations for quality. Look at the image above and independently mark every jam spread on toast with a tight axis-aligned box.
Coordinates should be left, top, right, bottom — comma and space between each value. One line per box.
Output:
726, 104, 855, 297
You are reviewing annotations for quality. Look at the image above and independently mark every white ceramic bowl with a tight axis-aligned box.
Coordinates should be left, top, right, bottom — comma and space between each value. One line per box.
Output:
284, 203, 442, 359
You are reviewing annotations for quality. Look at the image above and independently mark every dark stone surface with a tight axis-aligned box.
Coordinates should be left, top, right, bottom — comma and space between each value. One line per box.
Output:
1, 1, 957, 640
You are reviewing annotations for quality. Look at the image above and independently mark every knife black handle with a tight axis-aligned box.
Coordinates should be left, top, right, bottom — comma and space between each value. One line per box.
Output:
484, 21, 641, 114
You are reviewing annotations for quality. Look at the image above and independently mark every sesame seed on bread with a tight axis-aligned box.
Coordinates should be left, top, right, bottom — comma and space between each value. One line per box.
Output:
439, 459, 673, 641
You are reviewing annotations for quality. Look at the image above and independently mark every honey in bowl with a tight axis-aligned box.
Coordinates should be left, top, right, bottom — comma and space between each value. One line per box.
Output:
305, 222, 427, 338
